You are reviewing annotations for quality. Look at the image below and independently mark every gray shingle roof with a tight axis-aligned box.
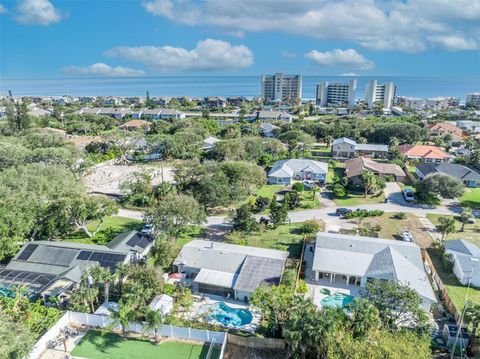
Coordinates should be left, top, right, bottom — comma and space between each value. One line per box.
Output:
107, 230, 153, 253
313, 233, 436, 303
445, 240, 480, 257
174, 240, 288, 293
268, 159, 328, 178
234, 256, 285, 293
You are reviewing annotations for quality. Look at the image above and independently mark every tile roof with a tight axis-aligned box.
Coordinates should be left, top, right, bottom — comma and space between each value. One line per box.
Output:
399, 144, 450, 159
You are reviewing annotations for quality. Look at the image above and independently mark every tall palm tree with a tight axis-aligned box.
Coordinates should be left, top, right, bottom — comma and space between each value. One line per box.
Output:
109, 301, 138, 338
115, 262, 131, 296
349, 299, 380, 338
142, 307, 164, 343
72, 284, 98, 313
89, 265, 113, 303
122, 282, 149, 308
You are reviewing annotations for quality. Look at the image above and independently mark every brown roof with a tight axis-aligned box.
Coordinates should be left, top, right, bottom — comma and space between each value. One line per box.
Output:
398, 144, 450, 159
345, 156, 406, 178
428, 122, 466, 139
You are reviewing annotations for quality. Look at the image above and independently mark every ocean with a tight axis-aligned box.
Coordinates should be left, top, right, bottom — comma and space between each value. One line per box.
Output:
1, 76, 479, 102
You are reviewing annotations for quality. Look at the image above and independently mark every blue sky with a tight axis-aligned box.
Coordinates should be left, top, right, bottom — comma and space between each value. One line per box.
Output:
1, 0, 479, 78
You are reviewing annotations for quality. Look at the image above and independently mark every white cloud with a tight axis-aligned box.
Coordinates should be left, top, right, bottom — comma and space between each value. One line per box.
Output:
15, 0, 65, 25
0, 4, 7, 14
341, 72, 357, 76
280, 50, 297, 59
429, 35, 478, 51
62, 63, 146, 77
104, 38, 254, 72
142, 0, 480, 53
306, 49, 374, 71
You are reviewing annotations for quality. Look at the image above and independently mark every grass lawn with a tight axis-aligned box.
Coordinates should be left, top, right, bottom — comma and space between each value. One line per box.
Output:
358, 213, 432, 248
177, 225, 205, 247
230, 221, 323, 258
250, 185, 321, 212
334, 192, 385, 207
427, 248, 480, 309
426, 213, 480, 248
460, 187, 480, 209
71, 331, 219, 359
63, 216, 143, 245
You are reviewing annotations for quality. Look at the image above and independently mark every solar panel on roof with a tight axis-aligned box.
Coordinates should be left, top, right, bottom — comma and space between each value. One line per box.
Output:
126, 235, 141, 247
138, 238, 151, 248
17, 244, 38, 261
89, 252, 103, 262
77, 251, 92, 260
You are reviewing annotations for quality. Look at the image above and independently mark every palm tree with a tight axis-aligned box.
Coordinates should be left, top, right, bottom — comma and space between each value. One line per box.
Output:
72, 284, 98, 313
465, 302, 480, 340
349, 299, 380, 337
460, 207, 473, 232
361, 170, 378, 198
109, 301, 138, 338
142, 307, 164, 343
122, 282, 150, 308
115, 262, 131, 296
89, 265, 113, 303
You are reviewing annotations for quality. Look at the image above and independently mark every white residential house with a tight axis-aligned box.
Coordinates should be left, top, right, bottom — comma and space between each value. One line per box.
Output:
311, 233, 437, 311
173, 240, 288, 302
257, 110, 293, 123
268, 159, 328, 185
331, 137, 389, 159
445, 240, 480, 287
202, 136, 221, 151
259, 123, 280, 138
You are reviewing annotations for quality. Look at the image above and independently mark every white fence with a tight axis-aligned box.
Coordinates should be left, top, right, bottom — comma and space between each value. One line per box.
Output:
30, 311, 227, 359
29, 312, 70, 359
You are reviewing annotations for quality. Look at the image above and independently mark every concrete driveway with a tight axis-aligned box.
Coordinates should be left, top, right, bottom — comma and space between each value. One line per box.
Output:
384, 182, 407, 205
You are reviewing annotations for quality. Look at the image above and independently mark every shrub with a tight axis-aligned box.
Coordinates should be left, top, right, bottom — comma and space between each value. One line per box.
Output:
163, 283, 176, 296
332, 183, 347, 197
281, 269, 297, 288
254, 196, 270, 212
394, 212, 406, 220
296, 279, 308, 294
299, 220, 322, 235
292, 182, 305, 192
345, 209, 384, 219
284, 192, 300, 209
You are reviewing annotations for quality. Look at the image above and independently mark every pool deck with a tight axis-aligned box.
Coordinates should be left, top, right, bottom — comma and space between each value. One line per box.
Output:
188, 294, 261, 333
304, 243, 360, 308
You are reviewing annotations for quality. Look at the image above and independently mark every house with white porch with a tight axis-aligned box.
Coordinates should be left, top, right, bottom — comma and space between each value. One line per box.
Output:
311, 233, 437, 311
267, 159, 328, 185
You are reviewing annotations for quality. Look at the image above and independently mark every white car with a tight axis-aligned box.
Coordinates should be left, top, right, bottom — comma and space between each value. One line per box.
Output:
403, 189, 415, 202
400, 230, 413, 242
141, 224, 155, 235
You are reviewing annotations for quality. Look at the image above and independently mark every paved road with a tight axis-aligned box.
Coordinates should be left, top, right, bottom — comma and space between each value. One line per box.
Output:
116, 198, 460, 227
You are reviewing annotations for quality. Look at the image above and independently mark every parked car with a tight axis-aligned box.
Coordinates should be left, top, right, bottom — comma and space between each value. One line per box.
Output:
141, 224, 155, 235
303, 180, 314, 190
336, 208, 352, 216
403, 189, 415, 202
400, 230, 413, 242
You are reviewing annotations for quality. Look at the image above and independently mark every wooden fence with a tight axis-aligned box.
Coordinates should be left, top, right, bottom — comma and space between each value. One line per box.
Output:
422, 249, 460, 321
226, 334, 286, 351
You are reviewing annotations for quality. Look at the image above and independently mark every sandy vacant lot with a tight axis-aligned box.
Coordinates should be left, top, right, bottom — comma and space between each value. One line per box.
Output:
84, 162, 174, 195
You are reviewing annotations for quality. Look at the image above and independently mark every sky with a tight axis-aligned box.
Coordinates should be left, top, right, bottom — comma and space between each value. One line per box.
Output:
0, 0, 479, 78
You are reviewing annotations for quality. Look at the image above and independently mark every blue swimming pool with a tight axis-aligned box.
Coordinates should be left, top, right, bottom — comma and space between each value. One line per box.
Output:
320, 293, 355, 308
208, 302, 253, 327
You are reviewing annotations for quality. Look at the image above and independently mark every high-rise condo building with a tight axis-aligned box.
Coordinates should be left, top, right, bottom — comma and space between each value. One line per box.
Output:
466, 93, 480, 108
261, 73, 302, 104
365, 80, 396, 109
316, 80, 357, 107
